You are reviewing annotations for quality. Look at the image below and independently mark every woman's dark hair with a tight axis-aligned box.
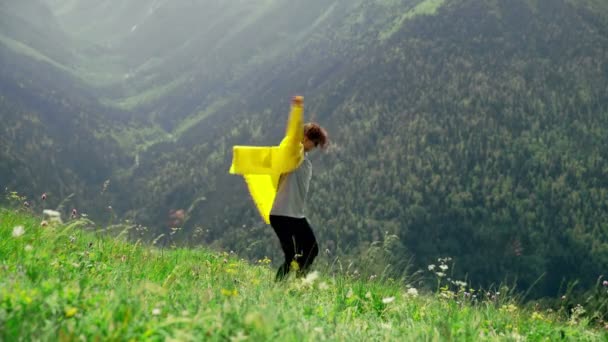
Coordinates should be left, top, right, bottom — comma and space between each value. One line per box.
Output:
304, 122, 329, 149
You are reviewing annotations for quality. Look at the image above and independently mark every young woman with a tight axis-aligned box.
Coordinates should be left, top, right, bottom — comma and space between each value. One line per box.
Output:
269, 122, 329, 281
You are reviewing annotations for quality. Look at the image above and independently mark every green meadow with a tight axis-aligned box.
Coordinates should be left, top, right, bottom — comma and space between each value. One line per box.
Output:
1, 208, 606, 341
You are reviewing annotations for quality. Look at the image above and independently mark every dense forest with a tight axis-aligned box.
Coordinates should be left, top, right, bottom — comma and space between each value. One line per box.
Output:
1, 0, 607, 299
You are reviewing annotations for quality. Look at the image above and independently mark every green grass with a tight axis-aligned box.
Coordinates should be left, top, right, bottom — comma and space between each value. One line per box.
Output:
1, 209, 606, 341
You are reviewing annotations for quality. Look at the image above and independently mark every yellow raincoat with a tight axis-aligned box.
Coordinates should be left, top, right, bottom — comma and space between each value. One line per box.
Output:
229, 97, 305, 224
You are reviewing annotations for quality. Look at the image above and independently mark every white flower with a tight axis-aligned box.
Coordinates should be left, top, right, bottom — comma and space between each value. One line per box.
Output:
382, 296, 395, 304
24, 244, 33, 252
407, 288, 419, 297
152, 308, 161, 316
439, 264, 449, 271
428, 264, 436, 271
436, 272, 446, 277
12, 226, 25, 237
365, 291, 372, 299
43, 209, 63, 224
454, 280, 467, 287
302, 271, 319, 285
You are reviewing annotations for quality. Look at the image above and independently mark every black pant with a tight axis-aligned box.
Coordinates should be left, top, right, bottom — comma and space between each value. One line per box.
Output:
270, 215, 319, 281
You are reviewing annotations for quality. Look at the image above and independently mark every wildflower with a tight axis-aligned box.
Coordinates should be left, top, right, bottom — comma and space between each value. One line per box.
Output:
369, 274, 377, 281
436, 272, 445, 277
428, 264, 436, 271
382, 297, 395, 304
257, 257, 271, 265
23, 201, 29, 207
152, 308, 161, 316
439, 264, 448, 271
603, 280, 608, 287
365, 291, 372, 299
501, 304, 518, 313
440, 290, 455, 299
454, 280, 467, 287
43, 209, 62, 224
24, 245, 33, 252
12, 226, 25, 237
64, 307, 78, 318
303, 271, 319, 286
221, 288, 238, 297
407, 288, 419, 297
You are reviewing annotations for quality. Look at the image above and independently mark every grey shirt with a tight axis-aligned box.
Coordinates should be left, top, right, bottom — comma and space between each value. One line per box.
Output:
270, 155, 312, 218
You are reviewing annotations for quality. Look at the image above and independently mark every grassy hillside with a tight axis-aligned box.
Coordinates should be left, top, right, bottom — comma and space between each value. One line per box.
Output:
1, 209, 607, 341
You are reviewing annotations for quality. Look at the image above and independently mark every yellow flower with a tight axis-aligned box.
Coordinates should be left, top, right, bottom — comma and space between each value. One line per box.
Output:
221, 288, 238, 297
257, 257, 272, 265
64, 307, 78, 318
531, 312, 545, 321
500, 304, 518, 313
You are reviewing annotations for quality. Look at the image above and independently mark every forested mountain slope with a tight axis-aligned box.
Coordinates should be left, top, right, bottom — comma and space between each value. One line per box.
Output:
1, 0, 607, 298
